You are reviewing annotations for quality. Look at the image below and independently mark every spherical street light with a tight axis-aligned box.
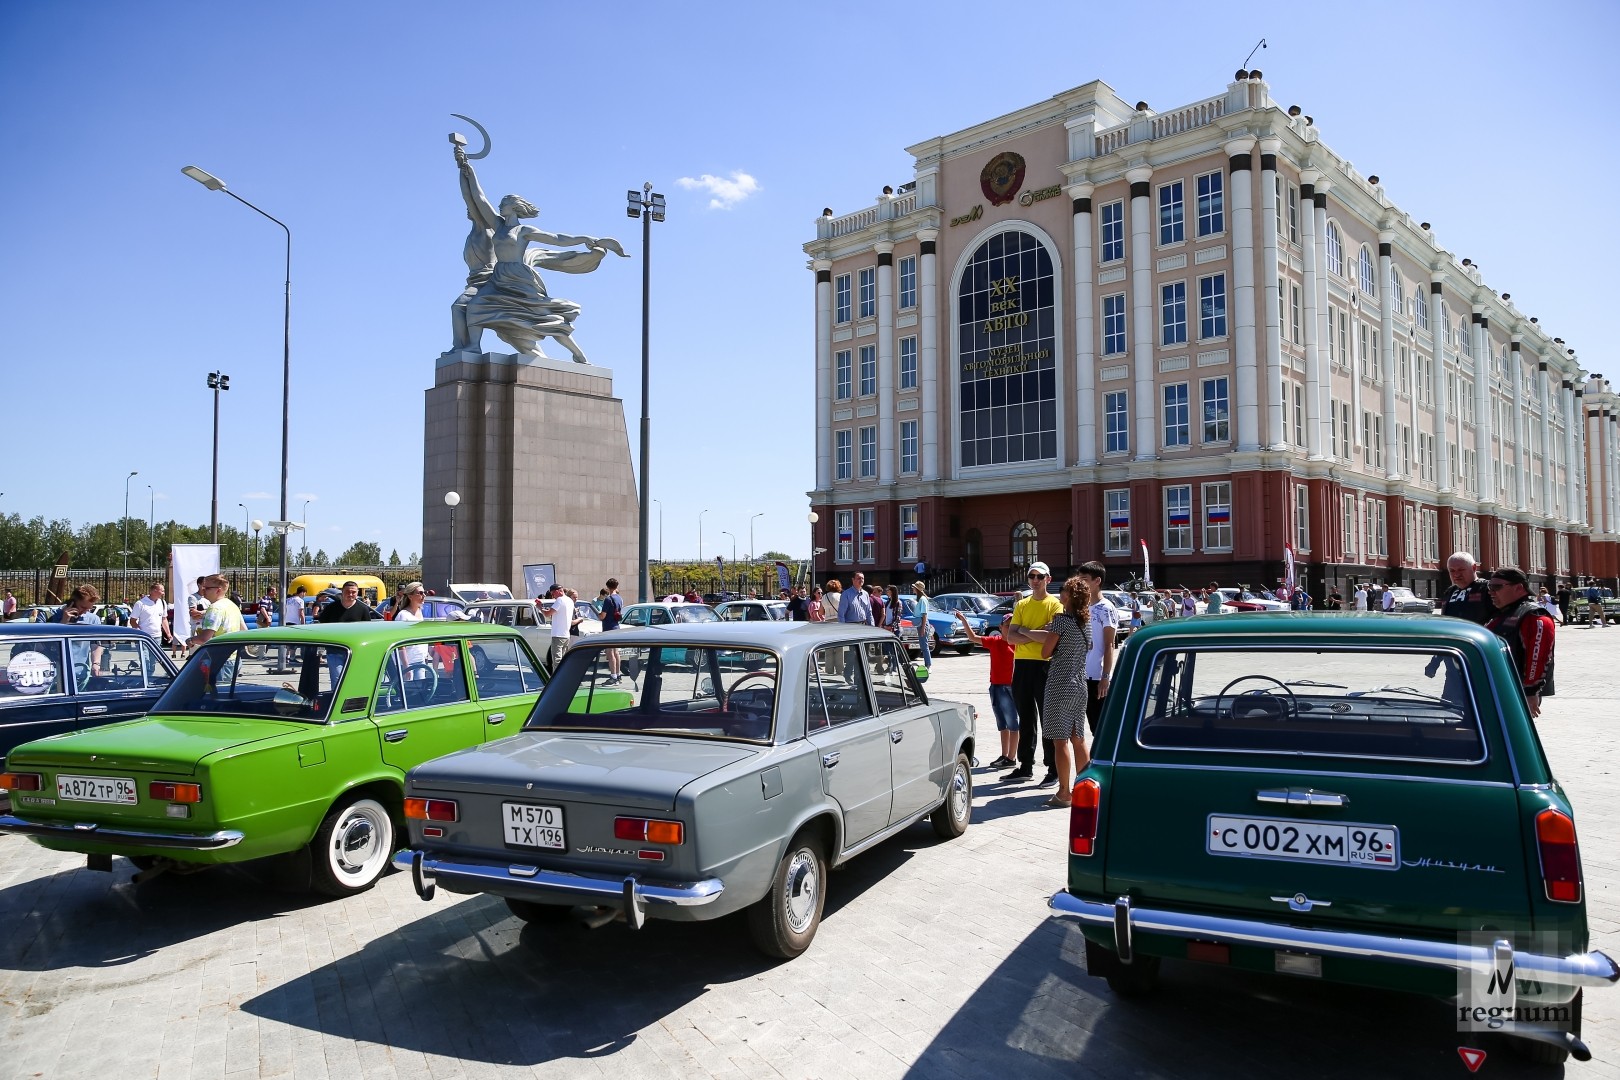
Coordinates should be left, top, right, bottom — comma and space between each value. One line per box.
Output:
444, 491, 461, 589
807, 512, 819, 580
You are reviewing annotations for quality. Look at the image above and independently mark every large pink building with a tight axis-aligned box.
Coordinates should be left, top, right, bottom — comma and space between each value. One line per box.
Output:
804, 74, 1620, 595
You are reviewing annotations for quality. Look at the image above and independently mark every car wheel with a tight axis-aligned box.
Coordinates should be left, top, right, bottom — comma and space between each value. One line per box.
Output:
1105, 954, 1162, 998
747, 834, 827, 959
931, 753, 973, 839
1508, 989, 1580, 1064
308, 795, 395, 897
505, 897, 575, 924
954, 643, 975, 656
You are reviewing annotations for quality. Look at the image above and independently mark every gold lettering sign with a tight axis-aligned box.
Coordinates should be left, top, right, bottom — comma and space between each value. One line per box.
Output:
950, 204, 983, 228
1018, 184, 1062, 207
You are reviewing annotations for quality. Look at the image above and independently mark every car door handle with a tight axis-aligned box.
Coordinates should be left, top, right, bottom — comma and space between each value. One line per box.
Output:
384, 729, 409, 743
487, 713, 506, 724
891, 730, 904, 744
1256, 788, 1349, 808
822, 751, 840, 768
81, 706, 109, 715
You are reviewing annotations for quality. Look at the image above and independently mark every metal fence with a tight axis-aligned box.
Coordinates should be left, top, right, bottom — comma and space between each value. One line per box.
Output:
0, 566, 424, 606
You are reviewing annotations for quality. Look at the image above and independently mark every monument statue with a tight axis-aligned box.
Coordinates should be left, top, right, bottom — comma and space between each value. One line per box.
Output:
447, 117, 627, 363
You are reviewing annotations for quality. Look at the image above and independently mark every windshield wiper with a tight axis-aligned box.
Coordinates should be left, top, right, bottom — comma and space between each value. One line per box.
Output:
1285, 679, 1347, 689
1351, 685, 1449, 703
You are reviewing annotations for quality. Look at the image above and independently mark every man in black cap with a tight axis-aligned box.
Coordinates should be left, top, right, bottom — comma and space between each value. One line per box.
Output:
1485, 567, 1556, 718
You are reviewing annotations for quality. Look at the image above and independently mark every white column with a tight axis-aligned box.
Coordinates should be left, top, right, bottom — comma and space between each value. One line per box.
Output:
876, 242, 896, 485
1299, 168, 1323, 459
1588, 402, 1605, 533
1256, 137, 1283, 450
1562, 379, 1578, 522
1378, 232, 1398, 480
1536, 355, 1552, 515
1575, 386, 1590, 526
814, 259, 833, 490
1433, 282, 1452, 494
1510, 340, 1528, 511
1473, 310, 1493, 507
918, 230, 941, 480
1128, 165, 1157, 461
1227, 137, 1259, 451
1069, 183, 1098, 466
1313, 180, 1335, 459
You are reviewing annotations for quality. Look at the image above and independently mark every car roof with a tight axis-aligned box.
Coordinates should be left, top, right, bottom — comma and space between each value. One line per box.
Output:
1126, 610, 1502, 645
584, 621, 894, 651
0, 623, 152, 639
206, 622, 522, 646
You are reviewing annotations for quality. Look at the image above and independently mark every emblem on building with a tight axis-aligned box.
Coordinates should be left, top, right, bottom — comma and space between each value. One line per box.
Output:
980, 152, 1026, 206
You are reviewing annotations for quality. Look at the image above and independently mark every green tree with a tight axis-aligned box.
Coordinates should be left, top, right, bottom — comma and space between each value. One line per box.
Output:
336, 541, 382, 566
313, 548, 330, 566
760, 550, 792, 562
388, 549, 401, 566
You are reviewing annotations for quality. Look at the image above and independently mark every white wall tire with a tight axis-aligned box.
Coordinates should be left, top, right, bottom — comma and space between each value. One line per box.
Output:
309, 795, 395, 896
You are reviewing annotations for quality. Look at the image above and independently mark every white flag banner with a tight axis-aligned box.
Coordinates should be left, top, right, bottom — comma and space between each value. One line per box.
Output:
1283, 542, 1296, 600
170, 544, 221, 641
1140, 539, 1151, 588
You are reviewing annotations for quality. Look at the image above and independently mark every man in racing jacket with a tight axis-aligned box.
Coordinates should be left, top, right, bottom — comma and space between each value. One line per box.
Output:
1485, 566, 1556, 718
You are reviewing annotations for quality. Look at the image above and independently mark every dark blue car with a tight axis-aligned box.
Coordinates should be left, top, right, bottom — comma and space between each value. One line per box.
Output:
0, 624, 179, 758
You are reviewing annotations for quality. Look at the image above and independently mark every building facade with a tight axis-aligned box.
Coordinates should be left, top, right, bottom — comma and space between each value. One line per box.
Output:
805, 74, 1620, 596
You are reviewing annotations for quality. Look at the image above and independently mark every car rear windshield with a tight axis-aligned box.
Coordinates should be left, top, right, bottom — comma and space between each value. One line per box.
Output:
1135, 646, 1485, 762
530, 644, 777, 742
155, 642, 347, 723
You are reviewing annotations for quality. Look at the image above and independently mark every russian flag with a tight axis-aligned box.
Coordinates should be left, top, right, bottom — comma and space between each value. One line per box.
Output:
838, 526, 853, 542
1109, 514, 1130, 528
903, 523, 919, 539
1208, 506, 1230, 524
862, 525, 876, 541
1169, 512, 1190, 527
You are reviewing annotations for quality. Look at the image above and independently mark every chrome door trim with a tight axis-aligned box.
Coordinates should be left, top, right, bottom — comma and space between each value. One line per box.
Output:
1109, 759, 1514, 788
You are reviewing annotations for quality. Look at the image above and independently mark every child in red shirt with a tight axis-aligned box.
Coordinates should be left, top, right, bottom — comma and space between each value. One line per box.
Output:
958, 612, 1019, 768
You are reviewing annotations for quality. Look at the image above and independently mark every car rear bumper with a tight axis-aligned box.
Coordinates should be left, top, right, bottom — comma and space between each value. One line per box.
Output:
395, 849, 725, 928
0, 814, 245, 850
1049, 891, 1620, 993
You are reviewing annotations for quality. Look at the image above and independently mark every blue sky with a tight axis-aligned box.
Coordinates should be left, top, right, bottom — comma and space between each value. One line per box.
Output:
1, 0, 1614, 565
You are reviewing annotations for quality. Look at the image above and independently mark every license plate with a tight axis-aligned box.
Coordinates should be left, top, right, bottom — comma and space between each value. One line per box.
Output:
502, 802, 565, 849
57, 774, 139, 805
1207, 814, 1399, 869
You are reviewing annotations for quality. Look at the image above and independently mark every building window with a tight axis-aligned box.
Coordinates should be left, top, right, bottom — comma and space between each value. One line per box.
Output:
859, 344, 876, 396
1340, 402, 1353, 460
859, 508, 876, 562
1099, 200, 1124, 262
1196, 171, 1224, 236
1201, 377, 1230, 443
957, 228, 1058, 467
1160, 281, 1187, 345
1165, 486, 1192, 552
1286, 183, 1299, 244
1403, 505, 1416, 562
858, 426, 876, 478
1105, 390, 1129, 453
1336, 310, 1349, 367
1292, 382, 1305, 446
1158, 181, 1185, 245
899, 336, 918, 390
1460, 318, 1474, 359
1010, 521, 1038, 570
835, 274, 851, 323
1358, 246, 1376, 296
1389, 267, 1405, 313
1367, 498, 1387, 557
1102, 293, 1127, 355
835, 349, 852, 400
1290, 284, 1303, 344
900, 419, 918, 475
1199, 273, 1227, 338
1105, 489, 1130, 554
1362, 411, 1383, 469
898, 255, 917, 310
858, 267, 876, 319
834, 430, 852, 481
1398, 345, 1410, 395
900, 504, 919, 561
1202, 481, 1232, 552
1342, 493, 1358, 562
1325, 222, 1343, 276
835, 510, 854, 562
1421, 508, 1439, 562
1163, 382, 1190, 447
1294, 485, 1310, 552
1414, 289, 1429, 331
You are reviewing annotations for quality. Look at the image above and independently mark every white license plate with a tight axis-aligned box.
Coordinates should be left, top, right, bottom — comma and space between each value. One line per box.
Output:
57, 774, 139, 805
1207, 814, 1399, 870
502, 802, 565, 849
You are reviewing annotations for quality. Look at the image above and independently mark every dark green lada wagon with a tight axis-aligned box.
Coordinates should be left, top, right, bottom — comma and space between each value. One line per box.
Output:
1048, 613, 1616, 1064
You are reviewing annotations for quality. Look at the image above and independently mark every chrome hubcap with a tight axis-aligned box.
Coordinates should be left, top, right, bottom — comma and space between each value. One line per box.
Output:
783, 850, 819, 933
950, 763, 969, 821
333, 805, 387, 877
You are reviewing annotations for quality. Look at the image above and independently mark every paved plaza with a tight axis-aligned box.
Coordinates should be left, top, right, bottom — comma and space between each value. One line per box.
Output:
4, 624, 1620, 1079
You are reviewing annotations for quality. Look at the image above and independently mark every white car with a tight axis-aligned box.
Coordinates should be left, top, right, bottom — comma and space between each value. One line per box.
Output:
619, 602, 722, 627
715, 600, 790, 622
1205, 587, 1289, 613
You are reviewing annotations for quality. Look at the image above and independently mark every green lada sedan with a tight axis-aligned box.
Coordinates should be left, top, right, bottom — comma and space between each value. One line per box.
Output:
0, 622, 625, 896
1048, 613, 1617, 1064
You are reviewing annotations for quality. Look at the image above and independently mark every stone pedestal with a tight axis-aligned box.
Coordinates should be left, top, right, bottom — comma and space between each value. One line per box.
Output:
423, 350, 639, 597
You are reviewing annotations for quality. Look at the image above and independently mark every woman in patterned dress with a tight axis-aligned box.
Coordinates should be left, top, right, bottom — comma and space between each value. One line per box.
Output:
1033, 575, 1092, 808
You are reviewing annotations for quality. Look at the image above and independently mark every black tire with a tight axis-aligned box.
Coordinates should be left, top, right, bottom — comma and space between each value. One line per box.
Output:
954, 643, 975, 656
128, 855, 159, 872
1508, 989, 1580, 1065
747, 834, 827, 959
308, 795, 395, 897
931, 753, 972, 839
505, 897, 575, 923
1105, 954, 1162, 998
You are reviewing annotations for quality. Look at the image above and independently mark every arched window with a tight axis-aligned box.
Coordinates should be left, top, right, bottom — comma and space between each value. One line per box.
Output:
1388, 267, 1404, 311
1358, 246, 1377, 296
1010, 522, 1038, 570
1325, 222, 1343, 276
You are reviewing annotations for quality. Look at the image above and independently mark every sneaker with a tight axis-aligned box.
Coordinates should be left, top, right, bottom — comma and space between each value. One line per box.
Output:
1039, 770, 1059, 787
1000, 767, 1033, 782
987, 755, 1013, 769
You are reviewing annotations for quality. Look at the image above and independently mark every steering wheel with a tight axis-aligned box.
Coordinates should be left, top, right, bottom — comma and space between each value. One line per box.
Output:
723, 670, 776, 710
1215, 674, 1296, 722
405, 661, 439, 701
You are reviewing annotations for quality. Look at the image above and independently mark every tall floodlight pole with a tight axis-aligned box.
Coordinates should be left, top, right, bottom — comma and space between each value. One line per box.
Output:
183, 165, 292, 619
252, 519, 263, 598
123, 470, 139, 587
722, 530, 737, 564
147, 484, 154, 568
807, 512, 819, 579
206, 370, 230, 540
749, 512, 763, 563
626, 183, 666, 604
239, 503, 248, 567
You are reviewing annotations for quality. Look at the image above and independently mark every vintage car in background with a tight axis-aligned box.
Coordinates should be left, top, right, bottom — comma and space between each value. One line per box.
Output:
0, 623, 626, 897
1207, 586, 1290, 612
1048, 613, 1616, 1063
1381, 586, 1437, 614
448, 582, 515, 604
714, 599, 789, 623
395, 623, 976, 958
895, 597, 983, 656
0, 624, 179, 759
620, 602, 721, 627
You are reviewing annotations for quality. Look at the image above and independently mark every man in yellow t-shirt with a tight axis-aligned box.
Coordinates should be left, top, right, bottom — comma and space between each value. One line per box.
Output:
1002, 561, 1064, 784
187, 574, 246, 649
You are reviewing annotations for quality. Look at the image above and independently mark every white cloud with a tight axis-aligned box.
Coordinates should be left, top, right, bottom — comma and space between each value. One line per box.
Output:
294, 492, 319, 502
676, 171, 760, 210
242, 491, 274, 500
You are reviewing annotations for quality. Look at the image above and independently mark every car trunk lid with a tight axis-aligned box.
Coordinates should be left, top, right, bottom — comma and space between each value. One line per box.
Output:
9, 716, 308, 776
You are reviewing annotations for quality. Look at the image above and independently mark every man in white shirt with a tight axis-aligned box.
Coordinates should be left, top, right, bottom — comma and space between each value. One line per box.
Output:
283, 585, 308, 627
544, 583, 574, 671
1381, 584, 1397, 613
131, 583, 170, 643
1079, 563, 1119, 737
1353, 583, 1369, 611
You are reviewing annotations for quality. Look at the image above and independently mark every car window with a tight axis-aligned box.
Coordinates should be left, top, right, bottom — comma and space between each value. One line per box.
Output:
158, 642, 343, 721
469, 637, 541, 699
513, 605, 539, 627
622, 607, 647, 626
718, 606, 747, 622
650, 608, 671, 625
537, 645, 776, 741
674, 606, 720, 623
807, 644, 873, 730
0, 639, 67, 701
864, 641, 917, 712
1137, 646, 1483, 762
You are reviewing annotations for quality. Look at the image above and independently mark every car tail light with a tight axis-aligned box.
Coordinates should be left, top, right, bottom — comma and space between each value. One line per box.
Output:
405, 798, 459, 822
614, 817, 684, 845
0, 772, 42, 792
1070, 778, 1100, 856
149, 781, 202, 804
1187, 941, 1231, 965
1536, 808, 1582, 903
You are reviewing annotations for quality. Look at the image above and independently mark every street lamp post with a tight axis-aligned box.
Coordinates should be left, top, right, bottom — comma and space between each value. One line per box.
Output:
627, 183, 667, 604
749, 512, 763, 563
251, 519, 263, 599
205, 371, 229, 541
722, 530, 737, 564
122, 470, 139, 587
147, 484, 154, 569
301, 499, 310, 566
444, 491, 461, 589
807, 512, 819, 579
183, 165, 292, 624
698, 509, 708, 563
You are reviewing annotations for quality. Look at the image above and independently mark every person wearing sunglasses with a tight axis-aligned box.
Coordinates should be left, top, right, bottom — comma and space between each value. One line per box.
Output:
1484, 567, 1556, 718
